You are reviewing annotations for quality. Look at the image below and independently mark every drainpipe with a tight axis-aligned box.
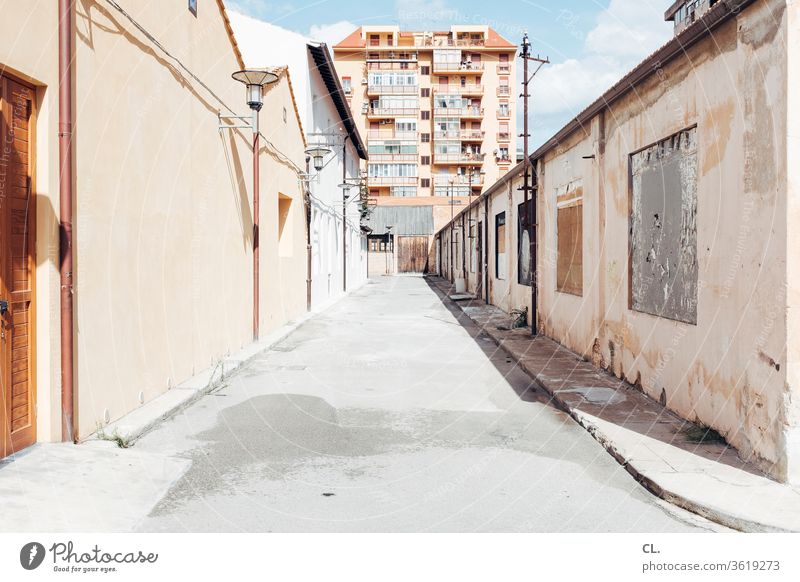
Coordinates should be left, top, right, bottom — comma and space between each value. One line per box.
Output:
342, 136, 349, 293
252, 110, 260, 340
305, 169, 312, 311
58, 0, 75, 443
484, 194, 489, 305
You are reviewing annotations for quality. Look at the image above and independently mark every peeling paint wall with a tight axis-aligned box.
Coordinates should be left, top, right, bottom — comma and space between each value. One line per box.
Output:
630, 128, 698, 324
535, 0, 793, 482
434, 0, 797, 483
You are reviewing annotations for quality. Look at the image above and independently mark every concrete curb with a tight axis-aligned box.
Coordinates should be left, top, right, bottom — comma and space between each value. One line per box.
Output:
429, 277, 800, 533
92, 281, 369, 446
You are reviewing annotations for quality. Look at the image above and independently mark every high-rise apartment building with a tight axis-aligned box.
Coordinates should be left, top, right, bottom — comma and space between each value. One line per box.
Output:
332, 25, 517, 274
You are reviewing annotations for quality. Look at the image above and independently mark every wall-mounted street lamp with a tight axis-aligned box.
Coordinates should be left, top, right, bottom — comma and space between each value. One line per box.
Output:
221, 68, 279, 341
306, 145, 333, 172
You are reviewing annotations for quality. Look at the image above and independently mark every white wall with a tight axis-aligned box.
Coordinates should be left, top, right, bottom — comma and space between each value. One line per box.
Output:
229, 10, 367, 308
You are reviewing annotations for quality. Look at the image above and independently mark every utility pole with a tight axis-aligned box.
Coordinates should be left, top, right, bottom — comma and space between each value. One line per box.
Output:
519, 32, 549, 337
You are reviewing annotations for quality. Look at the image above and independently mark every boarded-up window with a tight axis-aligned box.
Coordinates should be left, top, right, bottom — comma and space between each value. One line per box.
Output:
630, 128, 698, 324
495, 212, 506, 280
518, 200, 533, 286
556, 182, 583, 295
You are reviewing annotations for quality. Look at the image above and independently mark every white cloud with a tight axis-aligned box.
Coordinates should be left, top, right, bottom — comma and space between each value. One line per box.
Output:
527, 0, 672, 148
307, 21, 358, 46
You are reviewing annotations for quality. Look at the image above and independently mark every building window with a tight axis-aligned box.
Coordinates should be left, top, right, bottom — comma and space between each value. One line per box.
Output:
421, 178, 431, 188
421, 110, 430, 120
370, 34, 380, 46
630, 127, 698, 323
497, 147, 509, 162
495, 212, 506, 280
391, 186, 417, 197
278, 194, 293, 257
556, 182, 583, 296
342, 77, 352, 95
188, 0, 197, 16
421, 155, 430, 165
421, 88, 430, 97
421, 133, 430, 143
498, 102, 510, 117
421, 65, 430, 75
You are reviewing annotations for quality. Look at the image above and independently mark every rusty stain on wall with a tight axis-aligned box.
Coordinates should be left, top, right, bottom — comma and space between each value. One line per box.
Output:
630, 128, 698, 324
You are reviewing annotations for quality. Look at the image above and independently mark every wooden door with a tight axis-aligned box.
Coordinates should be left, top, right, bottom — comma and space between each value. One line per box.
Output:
397, 236, 428, 273
0, 73, 37, 459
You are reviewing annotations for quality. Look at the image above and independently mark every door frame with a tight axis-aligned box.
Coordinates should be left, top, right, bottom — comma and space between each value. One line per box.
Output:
0, 70, 38, 459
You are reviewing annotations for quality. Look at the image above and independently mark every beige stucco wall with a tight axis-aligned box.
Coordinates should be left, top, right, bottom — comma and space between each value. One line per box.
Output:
434, 0, 797, 482
1, 1, 307, 443
785, 0, 800, 481
539, 0, 791, 480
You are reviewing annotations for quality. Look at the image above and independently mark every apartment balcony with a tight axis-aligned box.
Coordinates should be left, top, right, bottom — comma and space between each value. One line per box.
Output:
432, 106, 484, 118
432, 61, 484, 74
432, 84, 484, 96
365, 105, 420, 118
497, 86, 511, 97
367, 153, 418, 162
496, 155, 512, 164
367, 129, 418, 141
434, 174, 484, 186
496, 63, 511, 74
368, 176, 418, 186
497, 108, 511, 119
367, 61, 418, 71
433, 152, 485, 165
497, 131, 511, 142
454, 37, 486, 47
433, 129, 485, 141
367, 84, 419, 96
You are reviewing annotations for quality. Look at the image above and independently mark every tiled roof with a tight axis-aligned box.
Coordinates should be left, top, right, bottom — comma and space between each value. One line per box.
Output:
332, 26, 516, 50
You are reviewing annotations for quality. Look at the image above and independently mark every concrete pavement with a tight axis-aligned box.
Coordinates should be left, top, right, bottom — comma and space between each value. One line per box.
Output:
427, 276, 800, 533
0, 276, 724, 532
134, 276, 718, 532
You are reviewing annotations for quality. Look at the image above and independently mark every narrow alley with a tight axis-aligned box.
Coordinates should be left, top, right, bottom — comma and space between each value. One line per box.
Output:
129, 277, 714, 532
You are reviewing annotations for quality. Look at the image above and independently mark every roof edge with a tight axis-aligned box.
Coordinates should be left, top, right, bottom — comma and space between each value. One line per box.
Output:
308, 42, 368, 159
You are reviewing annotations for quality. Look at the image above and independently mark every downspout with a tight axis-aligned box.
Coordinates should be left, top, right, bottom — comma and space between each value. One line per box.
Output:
59, 0, 76, 443
305, 162, 312, 311
252, 111, 260, 340
342, 136, 349, 292
484, 194, 489, 304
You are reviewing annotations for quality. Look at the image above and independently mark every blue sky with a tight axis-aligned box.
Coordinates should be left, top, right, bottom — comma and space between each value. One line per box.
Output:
227, 0, 673, 149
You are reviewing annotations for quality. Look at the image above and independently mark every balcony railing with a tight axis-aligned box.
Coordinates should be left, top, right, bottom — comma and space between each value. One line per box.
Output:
365, 106, 420, 117
432, 61, 484, 73
434, 174, 484, 186
496, 155, 512, 164
367, 153, 418, 162
367, 61, 418, 71
414, 36, 485, 48
367, 130, 418, 140
433, 152, 485, 164
497, 108, 511, 119
367, 84, 419, 95
433, 85, 484, 95
432, 106, 483, 117
433, 129, 484, 141
497, 86, 511, 96
496, 63, 511, 74
368, 176, 418, 186
496, 132, 511, 142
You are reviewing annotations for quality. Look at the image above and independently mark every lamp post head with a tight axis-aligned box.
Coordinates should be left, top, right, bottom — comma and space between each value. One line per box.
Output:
305, 145, 332, 171
232, 69, 279, 112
